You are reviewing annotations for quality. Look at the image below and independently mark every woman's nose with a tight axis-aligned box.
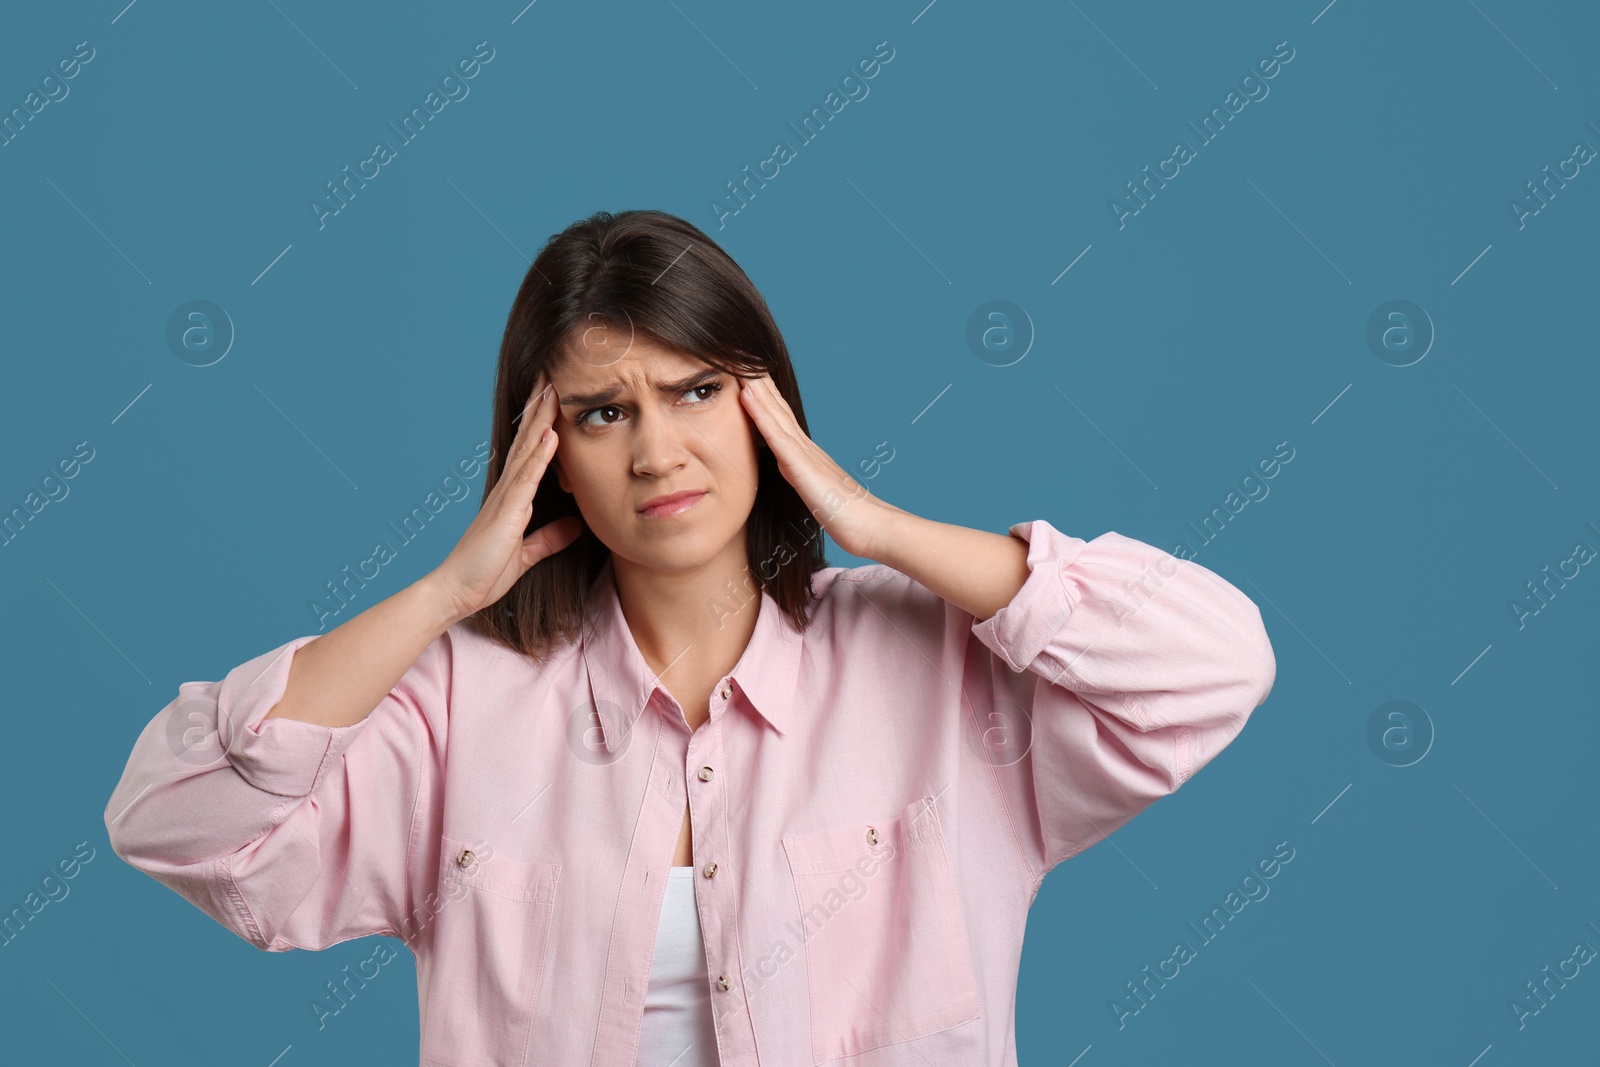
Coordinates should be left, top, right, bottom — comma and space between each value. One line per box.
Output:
630, 406, 691, 477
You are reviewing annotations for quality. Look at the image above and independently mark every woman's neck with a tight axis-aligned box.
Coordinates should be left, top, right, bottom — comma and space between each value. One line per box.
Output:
611, 552, 763, 692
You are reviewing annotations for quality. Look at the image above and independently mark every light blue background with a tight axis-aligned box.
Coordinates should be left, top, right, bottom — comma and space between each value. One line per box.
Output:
2, 1, 1596, 1063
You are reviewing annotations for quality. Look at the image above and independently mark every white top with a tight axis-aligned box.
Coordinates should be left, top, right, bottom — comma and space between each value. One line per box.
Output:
636, 866, 720, 1066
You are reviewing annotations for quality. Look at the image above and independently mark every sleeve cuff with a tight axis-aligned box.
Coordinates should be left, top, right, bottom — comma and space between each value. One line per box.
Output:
971, 519, 1088, 674
218, 634, 374, 798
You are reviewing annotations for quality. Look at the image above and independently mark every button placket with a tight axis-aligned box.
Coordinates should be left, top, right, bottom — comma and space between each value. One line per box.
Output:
685, 714, 738, 1007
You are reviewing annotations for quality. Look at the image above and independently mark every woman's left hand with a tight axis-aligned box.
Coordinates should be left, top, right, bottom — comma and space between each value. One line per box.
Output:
738, 373, 903, 561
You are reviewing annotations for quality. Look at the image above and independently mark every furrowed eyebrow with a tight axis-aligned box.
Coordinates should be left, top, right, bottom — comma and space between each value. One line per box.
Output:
557, 368, 722, 409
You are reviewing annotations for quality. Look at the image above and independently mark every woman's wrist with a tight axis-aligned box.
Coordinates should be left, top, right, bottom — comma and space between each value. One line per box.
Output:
417, 569, 473, 631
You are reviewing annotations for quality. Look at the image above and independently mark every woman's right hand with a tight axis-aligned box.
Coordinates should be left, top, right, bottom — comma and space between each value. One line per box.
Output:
431, 370, 583, 623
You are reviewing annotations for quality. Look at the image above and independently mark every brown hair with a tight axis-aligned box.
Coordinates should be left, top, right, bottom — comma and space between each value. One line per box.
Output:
461, 209, 828, 664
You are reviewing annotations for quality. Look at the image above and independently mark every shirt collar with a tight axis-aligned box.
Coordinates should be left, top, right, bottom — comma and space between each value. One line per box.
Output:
579, 555, 804, 745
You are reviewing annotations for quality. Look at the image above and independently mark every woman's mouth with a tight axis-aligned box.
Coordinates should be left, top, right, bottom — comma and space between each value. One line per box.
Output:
638, 491, 707, 518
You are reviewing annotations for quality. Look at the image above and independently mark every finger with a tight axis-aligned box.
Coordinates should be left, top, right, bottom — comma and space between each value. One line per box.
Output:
517, 373, 552, 419
489, 415, 557, 509
508, 381, 556, 466
740, 374, 771, 411
508, 384, 539, 444
489, 425, 555, 519
759, 375, 793, 416
515, 426, 559, 488
522, 515, 583, 565
739, 378, 774, 433
750, 374, 780, 407
745, 376, 795, 435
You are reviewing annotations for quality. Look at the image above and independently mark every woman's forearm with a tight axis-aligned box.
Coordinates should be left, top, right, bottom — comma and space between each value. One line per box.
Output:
871, 508, 1031, 623
261, 572, 462, 728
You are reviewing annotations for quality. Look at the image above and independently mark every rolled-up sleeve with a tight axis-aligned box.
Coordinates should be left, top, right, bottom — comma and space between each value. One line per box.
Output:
103, 630, 449, 952
967, 519, 1275, 883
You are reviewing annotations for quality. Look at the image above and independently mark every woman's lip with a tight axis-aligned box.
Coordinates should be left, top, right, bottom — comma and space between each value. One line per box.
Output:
639, 491, 706, 518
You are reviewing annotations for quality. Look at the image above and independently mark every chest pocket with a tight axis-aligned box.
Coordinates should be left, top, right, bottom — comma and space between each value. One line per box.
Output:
420, 834, 561, 1067
781, 796, 982, 1064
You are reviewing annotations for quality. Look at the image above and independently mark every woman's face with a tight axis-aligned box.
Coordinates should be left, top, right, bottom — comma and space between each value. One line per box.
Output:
547, 329, 762, 575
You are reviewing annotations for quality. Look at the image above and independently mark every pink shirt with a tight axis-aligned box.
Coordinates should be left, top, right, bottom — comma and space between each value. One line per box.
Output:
104, 519, 1275, 1066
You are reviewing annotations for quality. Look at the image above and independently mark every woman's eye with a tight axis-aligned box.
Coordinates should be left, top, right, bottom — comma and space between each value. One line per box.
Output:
685, 382, 723, 405
573, 381, 722, 429
573, 405, 622, 428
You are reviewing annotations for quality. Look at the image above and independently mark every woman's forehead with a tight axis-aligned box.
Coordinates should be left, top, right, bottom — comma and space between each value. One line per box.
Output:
553, 336, 709, 384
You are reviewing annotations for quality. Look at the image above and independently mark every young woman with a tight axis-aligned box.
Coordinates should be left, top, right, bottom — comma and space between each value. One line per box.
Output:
105, 210, 1276, 1066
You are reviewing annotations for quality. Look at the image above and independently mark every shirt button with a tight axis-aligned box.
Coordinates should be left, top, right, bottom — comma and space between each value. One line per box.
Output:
698, 766, 715, 782
456, 849, 475, 868
703, 861, 718, 878
866, 828, 879, 846
719, 683, 731, 699
717, 974, 730, 991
